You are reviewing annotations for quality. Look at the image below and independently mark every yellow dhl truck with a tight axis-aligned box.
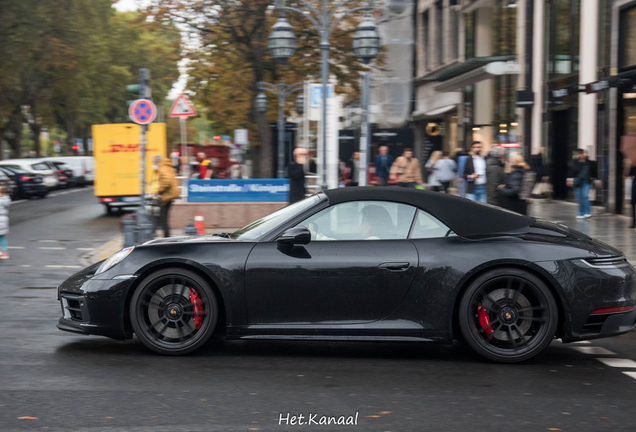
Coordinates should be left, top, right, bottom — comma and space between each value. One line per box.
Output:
92, 123, 167, 215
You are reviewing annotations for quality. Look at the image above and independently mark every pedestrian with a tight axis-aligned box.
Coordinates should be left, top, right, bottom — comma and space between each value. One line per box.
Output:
288, 147, 307, 203
530, 147, 545, 185
463, 141, 487, 202
0, 186, 10, 260
497, 155, 531, 215
374, 146, 394, 186
433, 151, 457, 193
389, 148, 423, 188
567, 149, 595, 219
347, 152, 361, 186
197, 152, 212, 179
455, 148, 469, 198
425, 151, 443, 192
486, 146, 506, 206
156, 155, 180, 237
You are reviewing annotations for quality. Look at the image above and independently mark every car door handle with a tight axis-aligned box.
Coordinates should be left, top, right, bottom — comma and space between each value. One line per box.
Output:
379, 262, 410, 272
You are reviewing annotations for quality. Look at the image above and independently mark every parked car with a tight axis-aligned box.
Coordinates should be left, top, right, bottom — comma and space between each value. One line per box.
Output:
0, 159, 58, 189
0, 166, 47, 199
41, 161, 74, 188
57, 188, 636, 362
0, 168, 17, 199
40, 156, 92, 187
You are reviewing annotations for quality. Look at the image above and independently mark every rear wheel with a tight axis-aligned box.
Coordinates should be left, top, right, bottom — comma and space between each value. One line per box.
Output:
130, 268, 218, 355
458, 268, 558, 363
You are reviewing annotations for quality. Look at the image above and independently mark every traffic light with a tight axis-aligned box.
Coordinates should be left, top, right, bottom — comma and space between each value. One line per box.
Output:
126, 68, 152, 121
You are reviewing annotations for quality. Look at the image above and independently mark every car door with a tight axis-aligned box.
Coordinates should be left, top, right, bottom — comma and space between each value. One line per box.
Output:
244, 200, 420, 325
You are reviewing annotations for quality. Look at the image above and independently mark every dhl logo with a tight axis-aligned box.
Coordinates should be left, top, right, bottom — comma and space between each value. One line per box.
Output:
101, 144, 159, 153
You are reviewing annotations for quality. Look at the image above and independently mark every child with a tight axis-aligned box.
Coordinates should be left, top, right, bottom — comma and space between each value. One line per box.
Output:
0, 186, 9, 259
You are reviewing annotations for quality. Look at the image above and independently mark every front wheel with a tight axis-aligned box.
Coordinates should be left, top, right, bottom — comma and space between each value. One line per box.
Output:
130, 268, 218, 355
458, 268, 558, 363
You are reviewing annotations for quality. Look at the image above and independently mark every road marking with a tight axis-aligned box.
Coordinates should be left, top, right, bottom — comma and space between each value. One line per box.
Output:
45, 265, 81, 269
8, 246, 24, 249
570, 346, 616, 355
76, 248, 95, 251
596, 358, 636, 368
623, 372, 636, 380
38, 247, 66, 250
37, 240, 58, 243
570, 340, 592, 344
11, 200, 26, 204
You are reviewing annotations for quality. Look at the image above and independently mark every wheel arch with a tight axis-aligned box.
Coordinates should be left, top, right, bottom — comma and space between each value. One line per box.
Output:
450, 260, 568, 340
122, 259, 229, 338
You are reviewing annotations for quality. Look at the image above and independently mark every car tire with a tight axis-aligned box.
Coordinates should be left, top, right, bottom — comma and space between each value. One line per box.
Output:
458, 268, 558, 363
38, 191, 48, 198
105, 205, 113, 216
130, 268, 219, 355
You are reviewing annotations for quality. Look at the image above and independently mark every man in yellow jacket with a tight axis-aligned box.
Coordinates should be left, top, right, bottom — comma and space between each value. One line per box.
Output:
154, 155, 180, 237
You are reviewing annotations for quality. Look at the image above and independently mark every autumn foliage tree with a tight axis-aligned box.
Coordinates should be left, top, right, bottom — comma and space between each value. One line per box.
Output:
146, 0, 370, 178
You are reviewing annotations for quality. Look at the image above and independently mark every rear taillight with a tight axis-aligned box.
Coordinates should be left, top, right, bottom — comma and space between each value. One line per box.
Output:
100, 198, 115, 203
591, 306, 634, 315
20, 176, 29, 181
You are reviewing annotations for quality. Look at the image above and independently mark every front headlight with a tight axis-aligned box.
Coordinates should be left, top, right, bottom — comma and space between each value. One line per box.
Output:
95, 247, 134, 275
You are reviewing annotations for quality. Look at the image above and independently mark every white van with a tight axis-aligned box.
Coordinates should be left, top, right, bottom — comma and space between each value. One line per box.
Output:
40, 156, 95, 185
0, 159, 58, 189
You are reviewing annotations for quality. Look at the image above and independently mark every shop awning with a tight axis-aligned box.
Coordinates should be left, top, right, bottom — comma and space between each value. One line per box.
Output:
434, 59, 520, 92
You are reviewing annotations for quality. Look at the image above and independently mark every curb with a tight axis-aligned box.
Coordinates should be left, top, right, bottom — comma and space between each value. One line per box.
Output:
78, 236, 124, 267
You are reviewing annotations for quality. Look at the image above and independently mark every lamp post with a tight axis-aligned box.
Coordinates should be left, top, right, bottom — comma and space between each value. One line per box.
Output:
256, 81, 305, 179
352, 15, 380, 187
270, 0, 376, 190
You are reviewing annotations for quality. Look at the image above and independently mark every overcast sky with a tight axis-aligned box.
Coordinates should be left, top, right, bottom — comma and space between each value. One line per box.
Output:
113, 0, 139, 12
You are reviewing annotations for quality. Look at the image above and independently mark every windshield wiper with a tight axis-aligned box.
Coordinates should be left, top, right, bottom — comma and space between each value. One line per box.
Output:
211, 232, 235, 239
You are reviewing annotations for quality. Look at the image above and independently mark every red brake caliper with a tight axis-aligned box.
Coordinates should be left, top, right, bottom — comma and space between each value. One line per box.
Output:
188, 287, 204, 330
477, 303, 493, 337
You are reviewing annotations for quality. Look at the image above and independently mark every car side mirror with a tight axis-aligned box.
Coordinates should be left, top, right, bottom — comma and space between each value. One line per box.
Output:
277, 226, 311, 245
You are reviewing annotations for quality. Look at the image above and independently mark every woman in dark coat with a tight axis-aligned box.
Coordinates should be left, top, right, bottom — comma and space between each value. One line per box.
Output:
497, 155, 530, 215
288, 147, 307, 204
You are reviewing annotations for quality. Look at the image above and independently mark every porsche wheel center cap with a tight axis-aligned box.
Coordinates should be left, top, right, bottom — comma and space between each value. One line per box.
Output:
165, 303, 183, 320
499, 307, 517, 324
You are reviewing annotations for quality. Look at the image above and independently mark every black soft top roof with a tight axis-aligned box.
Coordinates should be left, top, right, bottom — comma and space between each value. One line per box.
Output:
323, 187, 535, 238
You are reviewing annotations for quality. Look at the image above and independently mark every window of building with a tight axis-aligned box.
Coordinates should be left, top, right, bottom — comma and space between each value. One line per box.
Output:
464, 11, 476, 61
620, 5, 636, 71
436, 1, 444, 67
422, 10, 430, 72
547, 0, 580, 77
451, 10, 460, 60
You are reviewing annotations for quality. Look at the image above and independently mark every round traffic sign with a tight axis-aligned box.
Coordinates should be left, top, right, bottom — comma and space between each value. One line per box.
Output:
129, 99, 157, 125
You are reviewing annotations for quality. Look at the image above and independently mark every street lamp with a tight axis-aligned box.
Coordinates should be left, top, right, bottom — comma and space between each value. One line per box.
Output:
272, 0, 376, 190
268, 17, 297, 64
256, 92, 269, 113
258, 81, 304, 179
353, 15, 380, 186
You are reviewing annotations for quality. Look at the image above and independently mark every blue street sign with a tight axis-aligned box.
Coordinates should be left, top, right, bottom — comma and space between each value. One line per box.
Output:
188, 179, 290, 202
310, 84, 334, 107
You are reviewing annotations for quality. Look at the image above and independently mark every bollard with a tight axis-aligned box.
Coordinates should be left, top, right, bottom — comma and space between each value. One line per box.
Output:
184, 222, 198, 236
122, 216, 136, 248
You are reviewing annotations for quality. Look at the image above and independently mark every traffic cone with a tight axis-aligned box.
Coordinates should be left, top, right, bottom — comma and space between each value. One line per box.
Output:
194, 210, 205, 234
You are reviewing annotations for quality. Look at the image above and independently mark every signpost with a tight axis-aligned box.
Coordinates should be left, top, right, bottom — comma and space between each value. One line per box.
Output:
169, 94, 197, 178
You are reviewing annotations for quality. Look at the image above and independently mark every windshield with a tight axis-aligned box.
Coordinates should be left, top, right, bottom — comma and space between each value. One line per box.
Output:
0, 165, 27, 174
233, 195, 322, 241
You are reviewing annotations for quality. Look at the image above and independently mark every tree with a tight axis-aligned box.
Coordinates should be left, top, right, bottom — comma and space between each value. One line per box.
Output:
146, 0, 369, 178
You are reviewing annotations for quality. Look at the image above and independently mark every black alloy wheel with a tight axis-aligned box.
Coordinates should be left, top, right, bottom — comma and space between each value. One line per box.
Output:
130, 268, 218, 355
458, 268, 558, 363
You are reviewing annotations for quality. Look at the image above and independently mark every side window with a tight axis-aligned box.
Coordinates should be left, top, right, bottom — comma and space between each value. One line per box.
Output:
298, 201, 417, 241
410, 209, 454, 239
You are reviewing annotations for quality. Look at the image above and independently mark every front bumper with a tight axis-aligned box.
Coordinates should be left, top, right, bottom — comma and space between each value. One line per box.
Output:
57, 265, 136, 340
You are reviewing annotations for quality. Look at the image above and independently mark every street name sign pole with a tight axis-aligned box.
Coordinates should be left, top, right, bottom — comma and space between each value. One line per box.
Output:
129, 97, 157, 244
169, 94, 197, 178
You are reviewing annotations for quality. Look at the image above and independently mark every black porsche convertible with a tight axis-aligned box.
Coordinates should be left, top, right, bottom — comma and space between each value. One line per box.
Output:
57, 188, 636, 362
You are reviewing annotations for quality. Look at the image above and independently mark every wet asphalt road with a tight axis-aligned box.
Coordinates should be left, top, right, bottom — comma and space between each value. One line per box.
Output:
0, 191, 635, 431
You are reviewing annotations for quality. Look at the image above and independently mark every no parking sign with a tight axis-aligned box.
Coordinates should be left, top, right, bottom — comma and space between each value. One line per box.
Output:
129, 99, 157, 125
